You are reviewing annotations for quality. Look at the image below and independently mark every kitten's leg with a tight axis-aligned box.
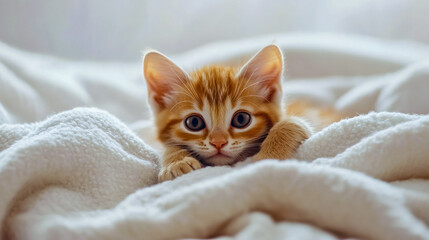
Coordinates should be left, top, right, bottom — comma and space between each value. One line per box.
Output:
252, 116, 313, 161
159, 146, 202, 182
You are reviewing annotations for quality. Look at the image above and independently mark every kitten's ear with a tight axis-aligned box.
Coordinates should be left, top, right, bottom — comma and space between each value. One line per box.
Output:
237, 44, 283, 102
143, 50, 189, 112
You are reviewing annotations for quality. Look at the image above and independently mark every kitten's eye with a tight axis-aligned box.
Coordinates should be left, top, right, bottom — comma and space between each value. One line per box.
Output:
231, 112, 251, 128
185, 115, 206, 131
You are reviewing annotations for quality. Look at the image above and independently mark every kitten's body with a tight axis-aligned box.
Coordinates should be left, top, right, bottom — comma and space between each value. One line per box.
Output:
143, 45, 340, 182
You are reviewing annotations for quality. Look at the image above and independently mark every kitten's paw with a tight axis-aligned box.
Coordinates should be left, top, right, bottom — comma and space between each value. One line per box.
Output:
158, 157, 202, 182
252, 117, 313, 161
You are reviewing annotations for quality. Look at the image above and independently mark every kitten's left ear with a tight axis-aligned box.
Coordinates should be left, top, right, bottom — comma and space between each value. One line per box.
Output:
237, 44, 283, 102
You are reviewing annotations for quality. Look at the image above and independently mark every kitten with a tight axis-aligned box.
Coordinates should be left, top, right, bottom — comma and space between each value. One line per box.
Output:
143, 45, 339, 182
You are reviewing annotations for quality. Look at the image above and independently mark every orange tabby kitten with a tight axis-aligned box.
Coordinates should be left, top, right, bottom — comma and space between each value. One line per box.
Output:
143, 45, 340, 182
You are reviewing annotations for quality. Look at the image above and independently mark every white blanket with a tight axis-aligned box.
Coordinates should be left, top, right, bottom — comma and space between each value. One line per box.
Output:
1, 34, 429, 240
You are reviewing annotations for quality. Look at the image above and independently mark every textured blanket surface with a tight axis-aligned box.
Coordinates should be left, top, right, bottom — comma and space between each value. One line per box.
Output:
1, 34, 429, 239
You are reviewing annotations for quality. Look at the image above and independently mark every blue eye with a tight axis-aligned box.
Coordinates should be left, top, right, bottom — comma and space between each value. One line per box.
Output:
185, 115, 206, 131
231, 112, 251, 128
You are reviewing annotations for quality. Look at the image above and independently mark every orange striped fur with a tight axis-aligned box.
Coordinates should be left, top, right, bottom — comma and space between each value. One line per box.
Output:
143, 45, 341, 182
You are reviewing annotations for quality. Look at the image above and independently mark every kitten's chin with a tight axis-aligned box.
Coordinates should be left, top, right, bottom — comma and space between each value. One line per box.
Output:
202, 154, 238, 166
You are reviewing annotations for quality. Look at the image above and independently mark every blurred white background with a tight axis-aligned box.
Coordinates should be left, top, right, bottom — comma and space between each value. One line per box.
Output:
1, 0, 429, 61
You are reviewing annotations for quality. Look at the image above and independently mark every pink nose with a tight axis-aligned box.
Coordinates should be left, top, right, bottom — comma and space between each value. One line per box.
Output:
210, 140, 228, 149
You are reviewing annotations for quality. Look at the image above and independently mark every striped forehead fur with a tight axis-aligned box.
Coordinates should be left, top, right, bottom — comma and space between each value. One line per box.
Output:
189, 65, 239, 106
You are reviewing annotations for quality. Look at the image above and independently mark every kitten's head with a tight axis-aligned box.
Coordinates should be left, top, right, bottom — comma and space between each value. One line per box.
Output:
143, 45, 283, 165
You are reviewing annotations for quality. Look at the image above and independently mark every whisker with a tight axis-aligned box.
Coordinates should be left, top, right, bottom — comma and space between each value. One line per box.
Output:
237, 67, 259, 97
169, 100, 195, 112
238, 100, 259, 108
167, 65, 200, 102
242, 94, 269, 100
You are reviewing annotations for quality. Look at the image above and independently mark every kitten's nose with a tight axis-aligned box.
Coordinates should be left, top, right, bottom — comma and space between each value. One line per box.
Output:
209, 129, 228, 149
209, 140, 228, 149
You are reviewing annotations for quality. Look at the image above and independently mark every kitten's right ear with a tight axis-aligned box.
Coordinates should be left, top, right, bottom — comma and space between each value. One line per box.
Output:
143, 50, 189, 112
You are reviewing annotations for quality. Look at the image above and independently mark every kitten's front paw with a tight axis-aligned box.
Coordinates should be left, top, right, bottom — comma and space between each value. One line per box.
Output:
252, 117, 313, 161
158, 157, 202, 182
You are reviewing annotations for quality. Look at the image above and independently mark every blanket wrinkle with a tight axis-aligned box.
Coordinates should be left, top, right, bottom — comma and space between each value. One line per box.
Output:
1, 35, 429, 239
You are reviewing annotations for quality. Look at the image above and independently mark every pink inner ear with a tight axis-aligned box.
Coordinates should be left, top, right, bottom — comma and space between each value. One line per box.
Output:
239, 46, 282, 81
148, 81, 172, 109
144, 51, 189, 109
237, 45, 283, 100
